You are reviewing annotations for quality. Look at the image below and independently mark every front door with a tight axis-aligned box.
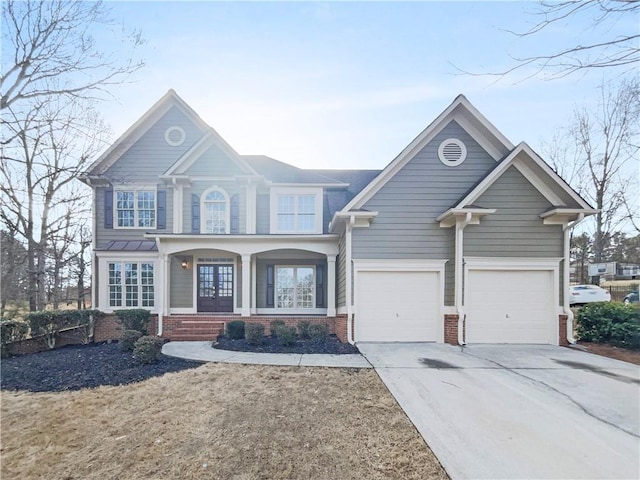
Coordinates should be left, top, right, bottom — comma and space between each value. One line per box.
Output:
197, 264, 234, 312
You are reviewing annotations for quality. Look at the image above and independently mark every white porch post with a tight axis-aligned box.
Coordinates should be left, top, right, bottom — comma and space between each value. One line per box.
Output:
159, 253, 170, 336
241, 254, 251, 317
251, 258, 257, 314
326, 254, 336, 317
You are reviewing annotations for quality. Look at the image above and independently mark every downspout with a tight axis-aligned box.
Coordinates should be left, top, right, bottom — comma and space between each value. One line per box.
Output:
346, 216, 355, 345
455, 212, 473, 346
563, 213, 585, 345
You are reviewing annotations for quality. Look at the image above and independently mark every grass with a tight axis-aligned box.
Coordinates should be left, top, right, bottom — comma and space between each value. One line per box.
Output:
1, 363, 448, 480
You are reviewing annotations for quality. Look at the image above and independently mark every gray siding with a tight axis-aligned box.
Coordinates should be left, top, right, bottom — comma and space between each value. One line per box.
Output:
95, 184, 173, 246
464, 165, 564, 306
183, 145, 247, 177
464, 166, 563, 257
103, 106, 203, 183
170, 256, 193, 308
256, 191, 270, 234
183, 181, 246, 234
353, 120, 497, 304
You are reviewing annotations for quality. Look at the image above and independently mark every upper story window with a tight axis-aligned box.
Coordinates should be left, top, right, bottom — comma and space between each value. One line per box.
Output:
116, 189, 156, 228
270, 188, 322, 233
202, 187, 230, 234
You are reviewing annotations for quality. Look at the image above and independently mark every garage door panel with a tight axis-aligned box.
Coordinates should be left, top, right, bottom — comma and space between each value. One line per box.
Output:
356, 271, 439, 342
466, 269, 554, 344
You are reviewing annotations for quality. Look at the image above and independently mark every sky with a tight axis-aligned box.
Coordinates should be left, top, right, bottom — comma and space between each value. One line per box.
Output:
97, 0, 637, 173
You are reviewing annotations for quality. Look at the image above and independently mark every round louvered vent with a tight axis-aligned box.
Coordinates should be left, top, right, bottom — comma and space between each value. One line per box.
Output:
165, 126, 186, 146
438, 138, 467, 166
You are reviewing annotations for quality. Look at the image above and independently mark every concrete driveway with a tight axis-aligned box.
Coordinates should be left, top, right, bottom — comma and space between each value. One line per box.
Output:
358, 343, 640, 479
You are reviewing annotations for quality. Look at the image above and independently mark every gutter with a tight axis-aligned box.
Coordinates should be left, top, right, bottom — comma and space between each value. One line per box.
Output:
455, 212, 473, 346
345, 216, 355, 345
563, 213, 585, 345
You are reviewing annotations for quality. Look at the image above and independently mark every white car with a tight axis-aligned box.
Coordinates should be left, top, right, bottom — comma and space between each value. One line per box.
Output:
569, 285, 611, 305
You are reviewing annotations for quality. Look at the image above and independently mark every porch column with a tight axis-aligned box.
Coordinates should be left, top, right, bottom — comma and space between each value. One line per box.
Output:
241, 254, 251, 317
162, 254, 170, 315
326, 254, 336, 317
251, 259, 257, 314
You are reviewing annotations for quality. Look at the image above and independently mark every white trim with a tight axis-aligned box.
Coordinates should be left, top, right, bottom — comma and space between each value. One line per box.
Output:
256, 308, 328, 315
463, 257, 561, 345
269, 187, 323, 234
97, 252, 160, 314
463, 257, 562, 270
200, 186, 231, 234
164, 126, 186, 146
341, 95, 513, 212
84, 89, 210, 176
352, 259, 447, 343
455, 143, 594, 211
438, 138, 467, 166
113, 186, 158, 230
163, 129, 258, 177
173, 182, 183, 233
274, 264, 317, 310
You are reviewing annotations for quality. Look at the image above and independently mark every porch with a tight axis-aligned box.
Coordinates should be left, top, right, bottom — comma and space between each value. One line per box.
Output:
160, 314, 345, 342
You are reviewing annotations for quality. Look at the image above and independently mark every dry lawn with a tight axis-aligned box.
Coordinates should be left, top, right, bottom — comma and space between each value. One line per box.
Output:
1, 363, 448, 480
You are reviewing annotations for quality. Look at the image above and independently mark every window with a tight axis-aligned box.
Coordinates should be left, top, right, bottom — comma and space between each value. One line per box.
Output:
116, 189, 156, 228
277, 194, 316, 232
203, 189, 229, 234
276, 266, 314, 309
108, 262, 154, 307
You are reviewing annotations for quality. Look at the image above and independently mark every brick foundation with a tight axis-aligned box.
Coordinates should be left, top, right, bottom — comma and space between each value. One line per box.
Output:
558, 314, 569, 346
444, 314, 461, 345
335, 314, 348, 343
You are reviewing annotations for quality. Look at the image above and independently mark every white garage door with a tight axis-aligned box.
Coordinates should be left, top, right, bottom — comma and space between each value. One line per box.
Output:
356, 270, 440, 342
465, 269, 554, 344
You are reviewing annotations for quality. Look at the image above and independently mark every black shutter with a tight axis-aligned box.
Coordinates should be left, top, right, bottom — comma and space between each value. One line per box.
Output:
157, 190, 166, 230
191, 193, 200, 233
230, 194, 240, 234
316, 264, 325, 308
266, 264, 274, 307
104, 188, 113, 229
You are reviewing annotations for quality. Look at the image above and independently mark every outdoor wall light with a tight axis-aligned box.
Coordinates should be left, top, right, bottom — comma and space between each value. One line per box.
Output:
181, 258, 190, 269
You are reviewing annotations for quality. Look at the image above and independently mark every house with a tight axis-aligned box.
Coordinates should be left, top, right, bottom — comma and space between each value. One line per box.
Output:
79, 90, 596, 345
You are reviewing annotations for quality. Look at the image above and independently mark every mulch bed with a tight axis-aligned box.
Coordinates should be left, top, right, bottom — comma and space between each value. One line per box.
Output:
214, 334, 359, 354
574, 341, 640, 365
0, 342, 202, 393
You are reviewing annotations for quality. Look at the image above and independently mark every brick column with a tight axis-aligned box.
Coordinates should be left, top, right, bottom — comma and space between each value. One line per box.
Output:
558, 314, 569, 346
444, 314, 460, 345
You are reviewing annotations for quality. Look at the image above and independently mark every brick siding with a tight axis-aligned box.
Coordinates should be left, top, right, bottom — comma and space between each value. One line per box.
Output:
558, 314, 569, 346
444, 314, 461, 345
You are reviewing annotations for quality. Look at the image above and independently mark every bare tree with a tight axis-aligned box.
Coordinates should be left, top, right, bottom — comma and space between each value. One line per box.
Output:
461, 1, 639, 80
1, 99, 108, 310
0, 230, 29, 317
1, 0, 143, 311
545, 77, 639, 263
1, 0, 144, 111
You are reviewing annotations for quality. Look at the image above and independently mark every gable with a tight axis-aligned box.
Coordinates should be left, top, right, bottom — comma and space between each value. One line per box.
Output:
103, 106, 205, 183
360, 120, 496, 214
180, 143, 248, 177
341, 94, 514, 214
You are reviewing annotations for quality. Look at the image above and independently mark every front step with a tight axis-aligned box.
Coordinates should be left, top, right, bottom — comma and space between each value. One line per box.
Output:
167, 319, 225, 341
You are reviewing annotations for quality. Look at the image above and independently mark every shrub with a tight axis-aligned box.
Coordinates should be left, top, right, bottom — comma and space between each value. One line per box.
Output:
270, 319, 285, 336
308, 323, 328, 344
577, 302, 640, 349
275, 325, 297, 346
115, 309, 151, 333
133, 336, 164, 364
245, 323, 265, 345
0, 319, 29, 358
297, 320, 311, 340
120, 329, 143, 351
226, 320, 245, 340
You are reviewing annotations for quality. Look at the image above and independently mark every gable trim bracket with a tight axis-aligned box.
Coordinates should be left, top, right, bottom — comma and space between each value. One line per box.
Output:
329, 211, 379, 233
540, 208, 598, 228
436, 208, 496, 228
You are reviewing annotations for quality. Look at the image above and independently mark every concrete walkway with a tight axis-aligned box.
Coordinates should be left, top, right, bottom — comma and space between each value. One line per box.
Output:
162, 341, 372, 368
